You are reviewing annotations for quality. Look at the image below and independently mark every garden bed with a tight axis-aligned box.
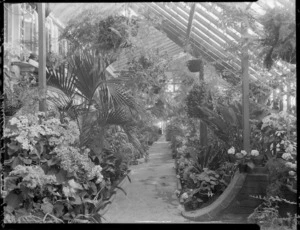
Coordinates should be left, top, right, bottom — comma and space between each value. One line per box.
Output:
181, 171, 246, 221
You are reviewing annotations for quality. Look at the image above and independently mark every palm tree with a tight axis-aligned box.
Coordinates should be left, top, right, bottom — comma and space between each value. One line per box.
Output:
46, 49, 144, 156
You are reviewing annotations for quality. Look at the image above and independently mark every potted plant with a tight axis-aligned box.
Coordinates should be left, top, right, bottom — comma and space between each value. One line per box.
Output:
186, 59, 203, 72
227, 147, 256, 173
251, 150, 264, 166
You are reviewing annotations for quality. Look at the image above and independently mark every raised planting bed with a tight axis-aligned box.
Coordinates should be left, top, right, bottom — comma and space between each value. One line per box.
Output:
181, 171, 246, 221
180, 166, 273, 222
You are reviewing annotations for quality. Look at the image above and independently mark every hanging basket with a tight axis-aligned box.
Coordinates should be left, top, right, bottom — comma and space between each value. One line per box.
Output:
186, 59, 203, 72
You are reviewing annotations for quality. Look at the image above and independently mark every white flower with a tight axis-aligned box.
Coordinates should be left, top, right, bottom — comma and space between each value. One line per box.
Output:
228, 147, 235, 155
96, 174, 104, 184
207, 191, 214, 197
235, 152, 244, 159
289, 171, 296, 176
181, 193, 189, 200
286, 144, 294, 153
282, 153, 293, 161
241, 150, 247, 156
290, 163, 297, 170
285, 162, 293, 168
250, 150, 259, 157
10, 117, 20, 126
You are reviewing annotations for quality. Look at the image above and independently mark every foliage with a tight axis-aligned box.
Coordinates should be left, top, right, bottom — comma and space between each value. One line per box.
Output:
120, 48, 171, 119
97, 15, 138, 52
178, 167, 228, 211
185, 83, 244, 148
60, 9, 138, 55
250, 111, 297, 195
46, 49, 141, 148
227, 147, 264, 172
248, 195, 298, 230
3, 113, 109, 223
165, 121, 184, 142
4, 42, 40, 117
259, 5, 296, 69
168, 116, 234, 211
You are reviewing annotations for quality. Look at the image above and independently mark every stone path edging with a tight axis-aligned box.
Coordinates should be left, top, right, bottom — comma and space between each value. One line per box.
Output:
181, 171, 247, 221
99, 170, 132, 216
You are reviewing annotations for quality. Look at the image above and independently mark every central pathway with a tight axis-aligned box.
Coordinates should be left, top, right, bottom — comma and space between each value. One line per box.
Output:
102, 136, 192, 223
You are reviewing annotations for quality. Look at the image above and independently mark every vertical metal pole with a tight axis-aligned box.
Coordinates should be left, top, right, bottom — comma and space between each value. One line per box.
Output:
241, 20, 250, 153
38, 3, 47, 112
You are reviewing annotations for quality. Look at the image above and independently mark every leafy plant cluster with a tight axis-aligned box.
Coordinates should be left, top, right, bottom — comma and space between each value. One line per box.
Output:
3, 113, 107, 223
258, 5, 296, 69
3, 10, 165, 223
166, 76, 297, 212
60, 11, 139, 55
166, 117, 234, 211
253, 111, 297, 197
4, 43, 40, 118
120, 48, 171, 119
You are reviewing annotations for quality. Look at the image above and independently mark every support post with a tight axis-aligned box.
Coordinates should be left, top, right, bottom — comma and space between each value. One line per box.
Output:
186, 3, 196, 40
199, 59, 207, 146
38, 3, 47, 112
241, 19, 250, 154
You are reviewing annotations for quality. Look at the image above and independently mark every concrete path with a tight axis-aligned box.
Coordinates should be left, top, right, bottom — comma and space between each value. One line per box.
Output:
102, 136, 192, 223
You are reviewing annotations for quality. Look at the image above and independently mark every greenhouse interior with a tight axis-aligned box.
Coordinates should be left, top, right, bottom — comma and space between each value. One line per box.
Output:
2, 1, 297, 226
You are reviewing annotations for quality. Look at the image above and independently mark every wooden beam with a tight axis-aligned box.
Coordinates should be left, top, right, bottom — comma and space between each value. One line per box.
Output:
38, 3, 47, 112
186, 3, 196, 39
241, 17, 250, 154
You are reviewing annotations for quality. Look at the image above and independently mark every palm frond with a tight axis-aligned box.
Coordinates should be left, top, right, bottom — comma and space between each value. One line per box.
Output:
106, 83, 140, 113
69, 50, 107, 101
46, 64, 76, 98
106, 107, 132, 126
122, 125, 145, 156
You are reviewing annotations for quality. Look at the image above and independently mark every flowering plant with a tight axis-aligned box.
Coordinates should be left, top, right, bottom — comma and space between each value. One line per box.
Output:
227, 147, 262, 172
3, 113, 107, 223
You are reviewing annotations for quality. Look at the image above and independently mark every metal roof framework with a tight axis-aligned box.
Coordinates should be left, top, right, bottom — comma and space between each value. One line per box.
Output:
48, 1, 295, 86
132, 1, 294, 87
